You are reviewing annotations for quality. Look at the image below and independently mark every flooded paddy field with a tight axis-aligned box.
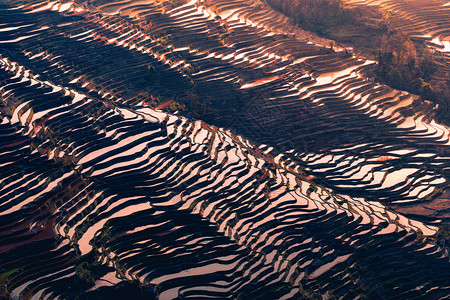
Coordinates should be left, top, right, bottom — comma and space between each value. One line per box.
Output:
343, 0, 450, 91
0, 0, 449, 298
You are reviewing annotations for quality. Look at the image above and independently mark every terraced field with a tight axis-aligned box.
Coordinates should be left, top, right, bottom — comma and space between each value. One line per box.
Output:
343, 0, 450, 84
1, 0, 449, 298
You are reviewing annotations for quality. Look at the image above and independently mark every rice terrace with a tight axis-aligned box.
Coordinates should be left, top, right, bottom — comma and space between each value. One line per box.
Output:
0, 0, 449, 299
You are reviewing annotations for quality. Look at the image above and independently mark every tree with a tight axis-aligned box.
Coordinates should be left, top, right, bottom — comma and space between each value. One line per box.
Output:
410, 77, 424, 95
421, 84, 436, 102
387, 69, 403, 90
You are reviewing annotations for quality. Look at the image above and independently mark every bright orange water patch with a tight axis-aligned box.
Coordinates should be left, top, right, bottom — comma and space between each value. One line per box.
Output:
155, 100, 172, 110
305, 175, 315, 181
241, 75, 281, 89
376, 156, 396, 161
